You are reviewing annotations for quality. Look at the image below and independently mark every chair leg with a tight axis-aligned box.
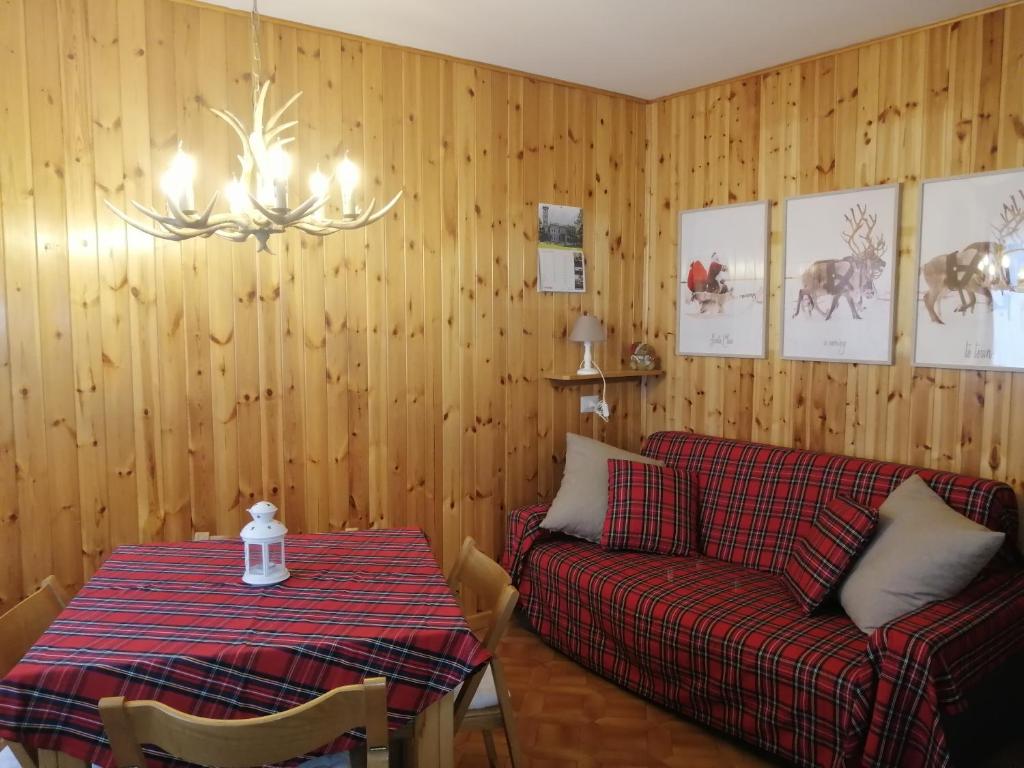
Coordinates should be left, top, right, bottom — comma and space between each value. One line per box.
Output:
490, 661, 523, 768
481, 730, 499, 767
1, 741, 37, 768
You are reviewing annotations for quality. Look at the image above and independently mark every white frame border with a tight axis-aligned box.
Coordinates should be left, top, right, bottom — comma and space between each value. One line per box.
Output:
911, 166, 1024, 374
675, 199, 770, 360
780, 182, 902, 366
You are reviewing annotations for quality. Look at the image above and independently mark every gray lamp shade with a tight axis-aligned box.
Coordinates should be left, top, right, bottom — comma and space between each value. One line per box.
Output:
569, 315, 606, 343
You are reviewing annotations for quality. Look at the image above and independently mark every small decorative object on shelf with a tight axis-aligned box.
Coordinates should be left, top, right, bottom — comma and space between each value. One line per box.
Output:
629, 342, 659, 371
241, 501, 290, 586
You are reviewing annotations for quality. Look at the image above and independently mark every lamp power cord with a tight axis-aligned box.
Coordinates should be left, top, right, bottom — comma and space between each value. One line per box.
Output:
592, 362, 610, 422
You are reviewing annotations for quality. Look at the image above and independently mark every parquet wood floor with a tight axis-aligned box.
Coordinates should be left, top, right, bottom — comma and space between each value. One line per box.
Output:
454, 620, 781, 768
455, 620, 1024, 768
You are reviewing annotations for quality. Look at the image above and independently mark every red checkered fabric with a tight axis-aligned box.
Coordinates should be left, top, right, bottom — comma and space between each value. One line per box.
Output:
0, 529, 488, 768
504, 432, 1024, 768
783, 495, 878, 614
601, 460, 698, 556
643, 431, 1019, 575
517, 536, 875, 767
865, 571, 1024, 767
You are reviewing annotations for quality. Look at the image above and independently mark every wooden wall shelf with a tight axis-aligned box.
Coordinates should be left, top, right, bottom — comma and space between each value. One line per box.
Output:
544, 370, 664, 385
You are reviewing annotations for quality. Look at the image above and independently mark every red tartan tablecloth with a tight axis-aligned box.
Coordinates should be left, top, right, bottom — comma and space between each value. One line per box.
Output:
0, 528, 488, 767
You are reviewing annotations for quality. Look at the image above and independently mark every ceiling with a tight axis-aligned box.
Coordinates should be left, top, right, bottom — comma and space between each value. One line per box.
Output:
208, 0, 1002, 100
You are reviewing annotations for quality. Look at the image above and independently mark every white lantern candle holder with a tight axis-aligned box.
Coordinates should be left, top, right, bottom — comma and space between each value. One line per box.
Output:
241, 501, 290, 586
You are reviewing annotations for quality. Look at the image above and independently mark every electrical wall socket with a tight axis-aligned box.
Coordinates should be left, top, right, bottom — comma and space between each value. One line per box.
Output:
580, 395, 601, 414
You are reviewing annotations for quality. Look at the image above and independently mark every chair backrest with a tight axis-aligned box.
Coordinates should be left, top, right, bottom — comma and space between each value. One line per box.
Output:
447, 539, 519, 726
0, 576, 68, 677
99, 677, 389, 768
447, 538, 518, 653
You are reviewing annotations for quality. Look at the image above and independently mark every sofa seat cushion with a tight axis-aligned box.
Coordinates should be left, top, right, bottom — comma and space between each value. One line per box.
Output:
518, 537, 876, 767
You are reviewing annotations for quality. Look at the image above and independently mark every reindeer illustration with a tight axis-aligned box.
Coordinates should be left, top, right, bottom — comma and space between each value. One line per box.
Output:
919, 188, 1024, 324
792, 204, 887, 321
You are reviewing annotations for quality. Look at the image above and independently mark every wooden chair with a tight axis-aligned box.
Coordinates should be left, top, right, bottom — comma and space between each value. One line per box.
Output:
99, 677, 389, 768
0, 576, 69, 768
447, 538, 522, 768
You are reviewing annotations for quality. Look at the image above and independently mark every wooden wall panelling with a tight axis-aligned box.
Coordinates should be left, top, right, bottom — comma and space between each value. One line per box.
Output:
37, 0, 87, 587
56, 0, 100, 593
382, 45, 406, 538
438, 55, 459, 573
340, 38, 369, 533
997, 8, 1024, 497
202, 6, 239, 539
0, 0, 648, 607
420, 53, 444, 547
535, 81, 555, 501
118, 0, 161, 547
364, 41, 386, 536
145, 0, 187, 544
0, 0, 41, 603
228, 11, 264, 521
402, 51, 427, 541
452, 62, 476, 556
89, 0, 135, 555
20, 0, 69, 593
472, 63, 495, 559
642, 3, 1024, 537
504, 76, 527, 519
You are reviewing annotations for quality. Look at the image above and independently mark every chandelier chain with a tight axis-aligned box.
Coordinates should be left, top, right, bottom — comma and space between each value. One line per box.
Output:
250, 0, 262, 104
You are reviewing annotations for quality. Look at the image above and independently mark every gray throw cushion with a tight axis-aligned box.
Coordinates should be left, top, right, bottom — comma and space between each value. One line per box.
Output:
540, 433, 663, 543
838, 474, 1004, 633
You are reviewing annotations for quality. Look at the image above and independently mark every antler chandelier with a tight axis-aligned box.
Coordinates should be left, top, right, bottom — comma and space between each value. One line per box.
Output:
106, 1, 401, 252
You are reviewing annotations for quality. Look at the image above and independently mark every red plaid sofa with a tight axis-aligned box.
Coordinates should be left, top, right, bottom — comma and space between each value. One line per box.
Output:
502, 432, 1024, 768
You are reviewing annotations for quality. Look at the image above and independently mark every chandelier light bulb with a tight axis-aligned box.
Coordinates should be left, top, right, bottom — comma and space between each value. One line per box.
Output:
267, 146, 292, 180
309, 168, 330, 198
1001, 253, 1011, 269
337, 155, 360, 216
225, 178, 249, 215
160, 145, 197, 212
265, 146, 291, 209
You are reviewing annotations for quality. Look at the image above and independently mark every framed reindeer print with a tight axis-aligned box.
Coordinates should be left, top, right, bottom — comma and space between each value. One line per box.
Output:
677, 200, 769, 358
782, 184, 900, 364
913, 168, 1024, 372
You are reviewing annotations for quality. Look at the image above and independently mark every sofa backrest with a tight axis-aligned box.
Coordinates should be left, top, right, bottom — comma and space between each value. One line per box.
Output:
642, 431, 1020, 576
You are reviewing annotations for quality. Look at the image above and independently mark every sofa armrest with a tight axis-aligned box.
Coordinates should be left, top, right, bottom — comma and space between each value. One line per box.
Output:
868, 570, 1024, 712
501, 503, 550, 584
860, 571, 1024, 767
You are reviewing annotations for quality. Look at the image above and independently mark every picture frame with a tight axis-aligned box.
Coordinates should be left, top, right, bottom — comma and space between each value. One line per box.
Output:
676, 200, 769, 358
912, 167, 1024, 372
781, 184, 901, 365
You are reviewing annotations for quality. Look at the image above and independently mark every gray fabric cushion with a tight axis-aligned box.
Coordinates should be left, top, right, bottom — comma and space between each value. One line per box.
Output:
838, 474, 1004, 633
540, 433, 662, 543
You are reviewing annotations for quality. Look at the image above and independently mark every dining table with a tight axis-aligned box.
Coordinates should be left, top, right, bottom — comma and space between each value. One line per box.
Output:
0, 528, 489, 768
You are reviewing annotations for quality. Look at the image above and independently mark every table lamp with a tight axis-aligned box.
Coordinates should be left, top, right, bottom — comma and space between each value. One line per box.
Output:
570, 315, 606, 375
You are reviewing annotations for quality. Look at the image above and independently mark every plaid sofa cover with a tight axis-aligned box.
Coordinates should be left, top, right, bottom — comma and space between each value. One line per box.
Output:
502, 432, 1024, 768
